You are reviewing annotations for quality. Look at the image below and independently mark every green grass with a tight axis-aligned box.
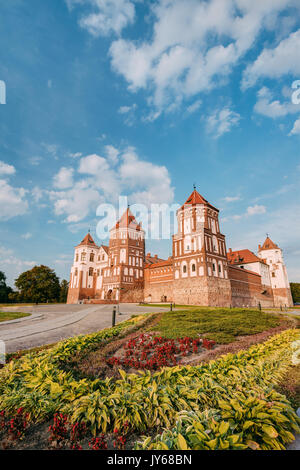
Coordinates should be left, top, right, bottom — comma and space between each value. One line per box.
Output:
0, 311, 30, 322
154, 308, 281, 343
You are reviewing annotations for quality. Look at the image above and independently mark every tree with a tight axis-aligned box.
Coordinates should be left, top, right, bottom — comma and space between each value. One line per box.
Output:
290, 283, 300, 304
59, 279, 69, 303
0, 271, 12, 303
15, 265, 60, 303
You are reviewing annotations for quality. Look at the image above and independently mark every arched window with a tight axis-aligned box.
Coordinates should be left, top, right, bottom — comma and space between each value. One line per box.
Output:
191, 264, 196, 272
183, 265, 187, 273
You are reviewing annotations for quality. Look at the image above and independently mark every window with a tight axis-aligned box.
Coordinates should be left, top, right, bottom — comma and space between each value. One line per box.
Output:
89, 268, 94, 276
183, 265, 187, 273
75, 254, 79, 262
272, 272, 276, 278
75, 268, 78, 276
212, 263, 216, 272
90, 253, 94, 262
81, 252, 86, 262
191, 264, 196, 272
218, 264, 222, 273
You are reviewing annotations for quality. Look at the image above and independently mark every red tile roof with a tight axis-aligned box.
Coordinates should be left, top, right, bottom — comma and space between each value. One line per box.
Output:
258, 236, 279, 251
227, 249, 266, 265
145, 257, 173, 269
77, 232, 98, 248
145, 253, 166, 265
114, 208, 141, 230
181, 189, 219, 212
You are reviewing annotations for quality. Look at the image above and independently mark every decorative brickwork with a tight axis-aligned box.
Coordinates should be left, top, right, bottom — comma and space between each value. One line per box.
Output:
67, 189, 293, 308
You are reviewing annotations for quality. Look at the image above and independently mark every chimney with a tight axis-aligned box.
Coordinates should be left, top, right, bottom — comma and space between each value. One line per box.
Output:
228, 248, 232, 254
258, 244, 261, 251
147, 252, 151, 257
154, 254, 158, 259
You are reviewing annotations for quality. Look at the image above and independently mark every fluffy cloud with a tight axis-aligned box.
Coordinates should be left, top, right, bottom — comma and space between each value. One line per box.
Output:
49, 146, 174, 223
247, 205, 266, 216
0, 245, 36, 287
254, 87, 300, 118
0, 161, 15, 176
108, 0, 299, 114
289, 118, 300, 135
243, 28, 300, 89
0, 162, 28, 221
53, 167, 74, 189
206, 107, 241, 138
66, 0, 136, 36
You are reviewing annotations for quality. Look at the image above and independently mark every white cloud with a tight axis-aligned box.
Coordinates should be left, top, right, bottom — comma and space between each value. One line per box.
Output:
289, 117, 300, 135
21, 233, 32, 240
49, 146, 174, 223
108, 0, 298, 114
0, 178, 28, 221
0, 245, 36, 287
53, 167, 74, 189
68, 152, 83, 158
247, 205, 266, 216
0, 161, 15, 176
243, 28, 300, 89
186, 99, 202, 114
223, 196, 241, 203
67, 0, 136, 37
254, 87, 300, 118
206, 107, 241, 138
105, 145, 119, 164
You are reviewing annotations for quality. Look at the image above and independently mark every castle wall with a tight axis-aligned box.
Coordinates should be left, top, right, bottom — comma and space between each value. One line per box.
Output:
171, 276, 231, 307
272, 288, 293, 308
228, 265, 274, 308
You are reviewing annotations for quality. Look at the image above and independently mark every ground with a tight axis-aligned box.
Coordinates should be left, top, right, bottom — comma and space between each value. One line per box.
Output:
0, 305, 299, 450
0, 303, 170, 353
0, 311, 30, 322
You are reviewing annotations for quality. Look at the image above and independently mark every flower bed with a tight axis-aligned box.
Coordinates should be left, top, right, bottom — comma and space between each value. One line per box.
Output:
0, 313, 299, 450
106, 334, 215, 371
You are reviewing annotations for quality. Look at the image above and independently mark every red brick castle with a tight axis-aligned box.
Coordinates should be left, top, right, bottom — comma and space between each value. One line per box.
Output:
67, 189, 293, 308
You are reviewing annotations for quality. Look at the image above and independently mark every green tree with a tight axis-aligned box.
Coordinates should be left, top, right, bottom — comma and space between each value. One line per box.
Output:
290, 283, 300, 304
0, 271, 12, 303
59, 279, 69, 303
15, 265, 60, 303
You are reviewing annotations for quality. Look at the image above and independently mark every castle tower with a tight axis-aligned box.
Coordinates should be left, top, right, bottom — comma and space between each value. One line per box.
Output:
102, 207, 145, 302
172, 188, 231, 306
67, 232, 99, 304
258, 236, 293, 307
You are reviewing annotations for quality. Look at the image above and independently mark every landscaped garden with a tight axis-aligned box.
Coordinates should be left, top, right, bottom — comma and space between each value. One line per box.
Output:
0, 307, 299, 450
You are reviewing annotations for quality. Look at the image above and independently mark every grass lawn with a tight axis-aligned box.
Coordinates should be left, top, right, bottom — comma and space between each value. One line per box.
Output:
154, 307, 281, 343
0, 311, 30, 322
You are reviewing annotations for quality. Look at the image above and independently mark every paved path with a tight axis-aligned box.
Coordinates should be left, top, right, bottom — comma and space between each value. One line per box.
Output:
0, 304, 166, 353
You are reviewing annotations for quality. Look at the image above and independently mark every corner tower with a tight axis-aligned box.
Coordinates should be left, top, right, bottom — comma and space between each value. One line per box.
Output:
102, 207, 145, 302
258, 236, 293, 307
67, 232, 99, 304
172, 188, 231, 306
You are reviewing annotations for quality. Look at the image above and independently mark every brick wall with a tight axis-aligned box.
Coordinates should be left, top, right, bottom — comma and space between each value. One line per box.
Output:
228, 265, 274, 308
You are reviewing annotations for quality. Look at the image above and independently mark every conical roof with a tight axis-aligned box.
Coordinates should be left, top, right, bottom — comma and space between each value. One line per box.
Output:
181, 188, 219, 211
77, 232, 98, 247
114, 208, 141, 230
259, 236, 279, 251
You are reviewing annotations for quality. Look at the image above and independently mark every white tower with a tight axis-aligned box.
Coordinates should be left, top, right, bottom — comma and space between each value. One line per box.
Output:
258, 236, 293, 307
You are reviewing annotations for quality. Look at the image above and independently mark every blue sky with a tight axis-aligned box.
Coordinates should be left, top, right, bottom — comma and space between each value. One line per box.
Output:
1, 0, 300, 287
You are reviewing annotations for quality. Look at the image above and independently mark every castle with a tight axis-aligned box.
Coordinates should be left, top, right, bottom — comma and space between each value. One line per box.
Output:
67, 188, 293, 308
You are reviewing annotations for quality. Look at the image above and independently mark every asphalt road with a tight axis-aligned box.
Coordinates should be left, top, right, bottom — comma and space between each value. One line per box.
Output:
0, 303, 165, 353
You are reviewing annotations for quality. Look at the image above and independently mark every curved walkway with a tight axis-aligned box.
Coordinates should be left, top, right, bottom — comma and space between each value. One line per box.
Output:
0, 303, 167, 353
